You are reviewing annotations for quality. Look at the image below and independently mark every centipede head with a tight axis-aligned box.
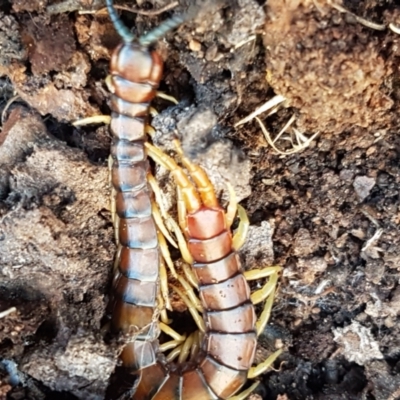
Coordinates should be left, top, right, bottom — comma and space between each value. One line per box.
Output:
110, 44, 163, 85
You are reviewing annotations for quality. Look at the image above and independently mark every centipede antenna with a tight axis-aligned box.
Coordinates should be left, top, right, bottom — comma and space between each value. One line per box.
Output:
106, 0, 136, 43
139, 13, 186, 47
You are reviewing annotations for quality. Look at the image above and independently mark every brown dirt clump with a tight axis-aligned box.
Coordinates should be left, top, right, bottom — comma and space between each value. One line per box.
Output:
0, 107, 118, 399
264, 0, 394, 134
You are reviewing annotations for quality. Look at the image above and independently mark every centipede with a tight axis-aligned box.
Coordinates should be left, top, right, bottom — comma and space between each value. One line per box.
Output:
104, 1, 283, 399
105, 0, 185, 358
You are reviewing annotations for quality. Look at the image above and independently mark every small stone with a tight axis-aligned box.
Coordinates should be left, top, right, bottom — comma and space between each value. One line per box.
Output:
188, 39, 201, 52
353, 175, 376, 201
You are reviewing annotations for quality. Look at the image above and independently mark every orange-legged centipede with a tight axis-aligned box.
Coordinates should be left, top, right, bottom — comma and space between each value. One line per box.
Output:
123, 140, 283, 399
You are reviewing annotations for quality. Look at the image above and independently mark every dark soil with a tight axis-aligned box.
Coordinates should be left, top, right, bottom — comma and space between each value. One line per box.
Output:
1, 0, 400, 399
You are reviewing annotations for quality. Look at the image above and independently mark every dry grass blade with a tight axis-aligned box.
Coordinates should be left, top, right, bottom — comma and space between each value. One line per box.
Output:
255, 117, 319, 155
329, 2, 386, 30
0, 307, 16, 319
234, 95, 286, 127
389, 23, 400, 34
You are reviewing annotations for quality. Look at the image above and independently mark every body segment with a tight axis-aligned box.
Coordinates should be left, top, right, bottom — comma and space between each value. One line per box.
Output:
107, 38, 163, 361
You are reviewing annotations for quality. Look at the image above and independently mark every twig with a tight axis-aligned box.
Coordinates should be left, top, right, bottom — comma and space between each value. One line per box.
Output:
1, 95, 20, 125
256, 116, 319, 156
361, 228, 383, 252
330, 2, 386, 31
234, 95, 286, 127
0, 307, 17, 319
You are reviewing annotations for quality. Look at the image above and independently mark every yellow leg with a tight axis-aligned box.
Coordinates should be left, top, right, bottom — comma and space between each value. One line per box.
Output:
160, 307, 172, 325
157, 292, 172, 324
177, 275, 203, 313
225, 182, 237, 229
232, 204, 249, 250
149, 107, 158, 117
182, 262, 198, 289
189, 330, 201, 361
111, 189, 117, 224
159, 339, 185, 353
173, 139, 218, 208
158, 231, 178, 278
147, 174, 170, 221
158, 230, 201, 317
168, 216, 193, 264
244, 266, 282, 282
178, 331, 195, 363
159, 322, 186, 342
245, 267, 282, 308
254, 272, 280, 336
160, 259, 172, 311
145, 125, 156, 138
166, 343, 184, 362
114, 214, 120, 245
248, 349, 283, 379
145, 142, 202, 213
152, 201, 178, 248
105, 75, 113, 92
171, 285, 205, 333
148, 174, 194, 264
176, 186, 188, 233
113, 245, 122, 274
156, 91, 179, 104
73, 115, 111, 126
229, 382, 260, 400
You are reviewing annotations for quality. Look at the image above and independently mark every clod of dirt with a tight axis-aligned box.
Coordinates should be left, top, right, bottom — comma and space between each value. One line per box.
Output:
264, 0, 393, 134
0, 286, 50, 360
3, 13, 99, 121
22, 333, 116, 400
365, 360, 400, 400
364, 286, 400, 321
47, 0, 104, 15
333, 320, 383, 365
20, 14, 76, 75
364, 259, 385, 284
9, 61, 96, 121
0, 107, 117, 398
296, 257, 327, 285
11, 0, 46, 13
0, 12, 25, 74
0, 107, 49, 198
224, 0, 265, 47
75, 14, 118, 61
293, 228, 320, 257
240, 220, 275, 267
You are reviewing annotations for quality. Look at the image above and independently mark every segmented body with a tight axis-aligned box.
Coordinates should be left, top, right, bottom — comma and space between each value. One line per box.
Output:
105, 2, 280, 398
107, 38, 164, 361
130, 198, 258, 399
